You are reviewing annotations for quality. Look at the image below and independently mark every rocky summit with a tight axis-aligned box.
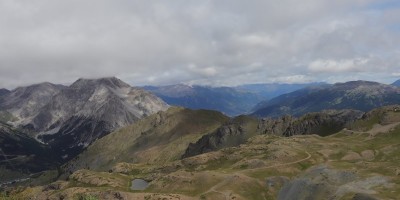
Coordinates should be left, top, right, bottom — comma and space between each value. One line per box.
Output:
392, 79, 400, 87
0, 77, 168, 161
0, 88, 10, 96
0, 82, 66, 127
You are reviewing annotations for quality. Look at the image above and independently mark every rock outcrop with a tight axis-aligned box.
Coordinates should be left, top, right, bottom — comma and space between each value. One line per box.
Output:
278, 165, 386, 200
183, 109, 363, 158
182, 115, 259, 158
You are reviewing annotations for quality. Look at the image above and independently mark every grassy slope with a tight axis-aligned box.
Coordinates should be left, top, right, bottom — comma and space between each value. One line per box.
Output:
7, 106, 400, 199
63, 107, 230, 173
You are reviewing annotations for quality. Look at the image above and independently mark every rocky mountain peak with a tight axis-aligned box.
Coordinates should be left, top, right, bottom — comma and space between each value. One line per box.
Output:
333, 81, 399, 97
0, 83, 65, 123
33, 77, 168, 128
333, 80, 383, 90
0, 77, 168, 161
144, 84, 196, 98
0, 88, 10, 96
11, 82, 63, 97
71, 77, 131, 90
392, 79, 400, 87
22, 77, 169, 159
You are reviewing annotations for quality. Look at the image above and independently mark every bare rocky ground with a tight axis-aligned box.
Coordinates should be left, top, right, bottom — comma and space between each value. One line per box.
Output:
3, 108, 400, 199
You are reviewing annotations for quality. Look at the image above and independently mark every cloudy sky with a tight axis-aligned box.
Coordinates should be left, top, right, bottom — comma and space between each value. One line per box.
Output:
1, 0, 400, 89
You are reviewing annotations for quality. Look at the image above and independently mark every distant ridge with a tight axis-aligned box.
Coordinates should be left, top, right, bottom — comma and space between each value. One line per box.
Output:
143, 84, 263, 116
0, 88, 10, 96
252, 80, 400, 117
142, 83, 323, 116
392, 79, 400, 87
236, 82, 327, 99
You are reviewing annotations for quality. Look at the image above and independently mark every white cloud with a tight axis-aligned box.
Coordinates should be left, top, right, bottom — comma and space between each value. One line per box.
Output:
391, 72, 400, 77
235, 34, 278, 48
0, 0, 399, 88
308, 58, 369, 73
188, 64, 218, 77
270, 75, 314, 84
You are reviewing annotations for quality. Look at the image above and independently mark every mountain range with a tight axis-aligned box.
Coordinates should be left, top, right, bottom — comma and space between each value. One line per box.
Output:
392, 79, 400, 87
143, 82, 323, 116
253, 80, 400, 118
236, 82, 325, 99
8, 104, 400, 199
1, 77, 400, 199
143, 85, 264, 116
0, 77, 168, 161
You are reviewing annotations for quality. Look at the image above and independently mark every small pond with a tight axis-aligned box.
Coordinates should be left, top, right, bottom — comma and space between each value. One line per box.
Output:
130, 179, 149, 190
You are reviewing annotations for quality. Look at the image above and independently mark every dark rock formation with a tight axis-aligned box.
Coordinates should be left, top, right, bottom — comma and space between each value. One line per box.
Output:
183, 109, 363, 158
183, 115, 259, 158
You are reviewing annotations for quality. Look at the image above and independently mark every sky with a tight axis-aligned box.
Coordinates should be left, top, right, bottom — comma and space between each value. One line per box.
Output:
0, 0, 400, 89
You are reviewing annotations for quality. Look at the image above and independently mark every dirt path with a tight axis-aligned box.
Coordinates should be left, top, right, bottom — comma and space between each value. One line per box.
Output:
199, 150, 312, 199
201, 174, 235, 199
241, 150, 311, 173
343, 122, 400, 137
367, 122, 400, 136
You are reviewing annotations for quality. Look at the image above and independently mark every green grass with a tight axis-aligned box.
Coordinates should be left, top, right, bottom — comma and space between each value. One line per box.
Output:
202, 158, 238, 171
0, 192, 22, 200
297, 161, 313, 170
315, 123, 344, 137
0, 193, 9, 200
233, 181, 267, 200
75, 194, 98, 200
148, 173, 223, 196
0, 111, 18, 123
244, 168, 298, 180
67, 107, 230, 172
348, 111, 384, 131
6, 108, 400, 199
